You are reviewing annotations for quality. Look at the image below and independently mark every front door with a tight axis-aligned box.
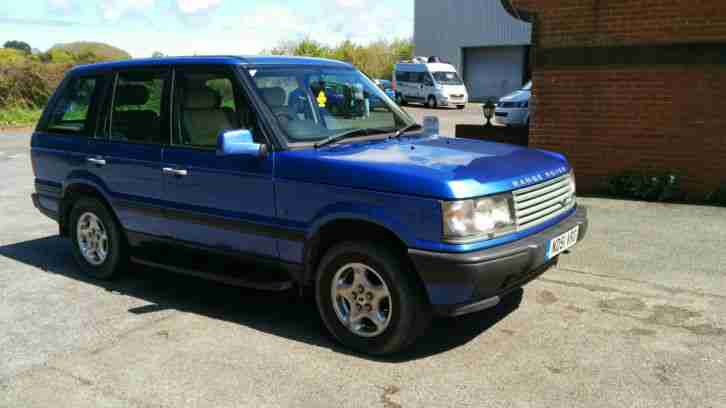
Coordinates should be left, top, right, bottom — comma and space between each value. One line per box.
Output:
161, 66, 277, 258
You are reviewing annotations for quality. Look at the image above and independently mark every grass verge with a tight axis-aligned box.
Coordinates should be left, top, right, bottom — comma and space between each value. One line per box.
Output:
0, 107, 42, 128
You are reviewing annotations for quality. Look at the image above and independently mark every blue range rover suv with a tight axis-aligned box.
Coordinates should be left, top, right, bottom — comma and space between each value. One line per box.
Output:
31, 56, 588, 355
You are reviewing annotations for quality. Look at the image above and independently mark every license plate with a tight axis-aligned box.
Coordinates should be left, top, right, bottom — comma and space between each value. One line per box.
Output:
546, 226, 579, 260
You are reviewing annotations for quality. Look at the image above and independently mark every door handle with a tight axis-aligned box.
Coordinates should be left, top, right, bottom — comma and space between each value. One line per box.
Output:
87, 157, 106, 166
163, 167, 188, 177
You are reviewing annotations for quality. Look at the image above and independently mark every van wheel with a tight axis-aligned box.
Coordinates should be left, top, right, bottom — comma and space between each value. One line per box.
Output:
69, 197, 126, 280
426, 96, 437, 109
315, 242, 431, 356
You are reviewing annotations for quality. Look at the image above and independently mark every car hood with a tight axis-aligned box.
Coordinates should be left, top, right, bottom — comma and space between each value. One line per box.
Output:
277, 136, 570, 200
499, 90, 530, 102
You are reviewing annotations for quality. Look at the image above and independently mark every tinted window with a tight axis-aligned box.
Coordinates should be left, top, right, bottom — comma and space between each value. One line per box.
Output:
395, 71, 410, 82
173, 69, 242, 148
409, 72, 424, 83
46, 76, 100, 135
107, 70, 167, 144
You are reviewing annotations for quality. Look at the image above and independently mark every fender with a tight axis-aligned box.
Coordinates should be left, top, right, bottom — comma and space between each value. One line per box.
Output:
307, 201, 417, 247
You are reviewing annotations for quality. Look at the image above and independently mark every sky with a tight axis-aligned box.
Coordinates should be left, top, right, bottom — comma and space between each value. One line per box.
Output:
0, 0, 414, 58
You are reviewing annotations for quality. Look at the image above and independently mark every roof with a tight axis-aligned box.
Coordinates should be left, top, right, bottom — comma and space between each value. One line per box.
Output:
71, 55, 353, 74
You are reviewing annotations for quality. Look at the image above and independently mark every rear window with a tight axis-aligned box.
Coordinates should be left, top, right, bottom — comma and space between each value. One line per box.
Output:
45, 76, 101, 134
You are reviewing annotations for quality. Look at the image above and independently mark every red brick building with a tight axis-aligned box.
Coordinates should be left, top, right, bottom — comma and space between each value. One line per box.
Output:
506, 0, 726, 198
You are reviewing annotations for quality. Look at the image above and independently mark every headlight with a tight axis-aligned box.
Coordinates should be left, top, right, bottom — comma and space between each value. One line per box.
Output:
569, 171, 577, 199
442, 194, 516, 242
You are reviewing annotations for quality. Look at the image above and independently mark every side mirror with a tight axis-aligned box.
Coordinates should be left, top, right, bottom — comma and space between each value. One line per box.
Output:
217, 129, 265, 157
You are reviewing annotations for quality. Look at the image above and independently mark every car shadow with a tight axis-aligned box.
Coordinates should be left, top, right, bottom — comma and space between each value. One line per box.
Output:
0, 235, 523, 363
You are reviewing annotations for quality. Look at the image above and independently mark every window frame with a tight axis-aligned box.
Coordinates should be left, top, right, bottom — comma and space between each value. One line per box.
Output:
95, 66, 173, 146
170, 64, 264, 152
41, 74, 105, 137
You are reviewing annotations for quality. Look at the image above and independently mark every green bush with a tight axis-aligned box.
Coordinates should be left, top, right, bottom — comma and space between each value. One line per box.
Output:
606, 170, 685, 202
268, 38, 414, 80
0, 106, 42, 127
0, 41, 130, 122
706, 183, 726, 207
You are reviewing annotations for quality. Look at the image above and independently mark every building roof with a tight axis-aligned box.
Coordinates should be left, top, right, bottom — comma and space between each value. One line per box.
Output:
71, 55, 352, 74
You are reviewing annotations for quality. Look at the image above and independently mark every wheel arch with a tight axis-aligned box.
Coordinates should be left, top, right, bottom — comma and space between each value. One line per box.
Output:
59, 179, 117, 238
303, 217, 416, 286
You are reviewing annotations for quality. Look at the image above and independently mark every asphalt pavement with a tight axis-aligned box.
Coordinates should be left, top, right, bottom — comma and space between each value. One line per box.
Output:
1, 119, 725, 408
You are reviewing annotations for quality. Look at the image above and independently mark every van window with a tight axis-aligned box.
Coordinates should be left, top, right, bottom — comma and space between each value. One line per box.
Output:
173, 69, 243, 148
107, 70, 168, 144
432, 71, 463, 85
395, 71, 410, 82
409, 72, 425, 83
45, 76, 101, 135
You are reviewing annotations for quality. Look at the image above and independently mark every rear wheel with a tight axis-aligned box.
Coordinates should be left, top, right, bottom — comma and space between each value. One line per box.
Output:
315, 241, 431, 356
69, 197, 126, 279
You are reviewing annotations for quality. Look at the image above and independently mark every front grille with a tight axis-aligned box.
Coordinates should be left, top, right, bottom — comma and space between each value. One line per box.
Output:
513, 173, 575, 230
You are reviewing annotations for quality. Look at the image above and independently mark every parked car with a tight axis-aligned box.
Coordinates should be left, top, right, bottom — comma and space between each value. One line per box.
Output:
375, 79, 397, 101
494, 80, 531, 127
393, 58, 468, 109
31, 56, 587, 356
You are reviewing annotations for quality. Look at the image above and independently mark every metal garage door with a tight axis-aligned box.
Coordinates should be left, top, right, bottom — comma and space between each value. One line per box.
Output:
463, 46, 526, 101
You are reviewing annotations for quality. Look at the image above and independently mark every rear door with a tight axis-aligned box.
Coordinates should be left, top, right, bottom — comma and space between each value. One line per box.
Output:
87, 67, 171, 238
161, 65, 277, 258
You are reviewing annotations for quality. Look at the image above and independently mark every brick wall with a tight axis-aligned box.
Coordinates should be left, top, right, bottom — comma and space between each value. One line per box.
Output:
507, 0, 726, 197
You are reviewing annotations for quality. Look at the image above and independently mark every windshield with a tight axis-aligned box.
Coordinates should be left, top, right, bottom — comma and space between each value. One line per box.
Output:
432, 71, 462, 85
522, 81, 532, 91
246, 67, 414, 143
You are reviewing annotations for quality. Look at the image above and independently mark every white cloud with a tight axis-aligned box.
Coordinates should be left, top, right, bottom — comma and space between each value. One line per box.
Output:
99, 0, 155, 20
177, 0, 221, 15
47, 0, 73, 12
335, 0, 365, 8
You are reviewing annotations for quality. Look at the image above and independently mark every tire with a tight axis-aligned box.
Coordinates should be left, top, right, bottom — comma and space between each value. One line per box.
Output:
426, 95, 437, 109
69, 197, 126, 280
457, 105, 466, 110
315, 241, 431, 356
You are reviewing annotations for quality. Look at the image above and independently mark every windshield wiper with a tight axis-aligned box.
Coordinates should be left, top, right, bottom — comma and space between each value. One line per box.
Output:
314, 128, 391, 149
391, 123, 422, 139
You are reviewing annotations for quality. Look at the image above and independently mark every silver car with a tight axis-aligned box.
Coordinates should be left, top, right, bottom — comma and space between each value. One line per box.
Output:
494, 81, 531, 127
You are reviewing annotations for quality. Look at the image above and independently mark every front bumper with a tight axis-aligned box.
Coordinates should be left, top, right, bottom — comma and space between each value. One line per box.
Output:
494, 108, 528, 126
409, 206, 588, 316
438, 95, 468, 106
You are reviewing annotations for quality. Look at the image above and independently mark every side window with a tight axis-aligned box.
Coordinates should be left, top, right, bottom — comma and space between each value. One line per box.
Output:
46, 76, 101, 135
173, 69, 243, 148
395, 71, 409, 82
424, 74, 433, 86
411, 72, 424, 83
107, 70, 168, 144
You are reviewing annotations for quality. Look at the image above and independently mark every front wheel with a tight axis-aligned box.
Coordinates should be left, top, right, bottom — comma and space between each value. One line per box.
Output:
315, 242, 431, 356
69, 197, 126, 279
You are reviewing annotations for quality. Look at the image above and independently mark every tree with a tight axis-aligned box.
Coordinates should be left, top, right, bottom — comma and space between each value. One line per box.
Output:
3, 40, 32, 55
152, 51, 164, 58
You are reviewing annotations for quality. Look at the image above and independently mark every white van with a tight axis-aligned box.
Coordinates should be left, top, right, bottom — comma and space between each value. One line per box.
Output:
393, 58, 469, 109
